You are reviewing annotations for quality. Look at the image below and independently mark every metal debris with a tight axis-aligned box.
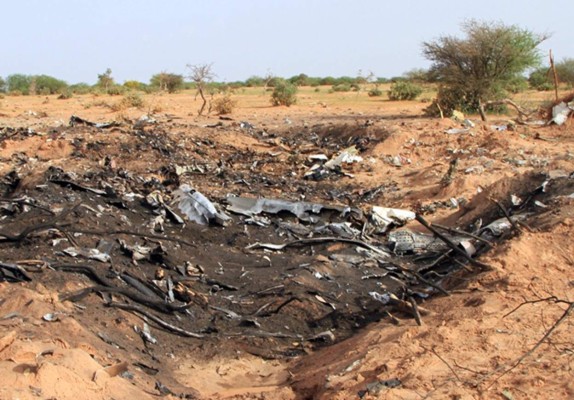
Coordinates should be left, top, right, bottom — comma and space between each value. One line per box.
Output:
227, 196, 354, 223
371, 206, 415, 233
173, 184, 230, 225
551, 101, 574, 125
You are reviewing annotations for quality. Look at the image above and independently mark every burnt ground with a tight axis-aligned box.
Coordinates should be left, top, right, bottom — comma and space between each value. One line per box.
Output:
1, 111, 574, 399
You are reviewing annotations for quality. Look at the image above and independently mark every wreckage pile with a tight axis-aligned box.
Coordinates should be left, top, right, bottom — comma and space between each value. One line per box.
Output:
1, 115, 572, 362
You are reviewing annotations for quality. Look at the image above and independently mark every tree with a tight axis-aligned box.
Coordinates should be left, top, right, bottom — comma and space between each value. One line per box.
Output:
150, 72, 184, 93
97, 68, 114, 92
289, 73, 310, 86
528, 66, 551, 89
6, 74, 32, 94
34, 75, 68, 94
422, 20, 547, 120
270, 79, 297, 106
555, 58, 574, 86
0, 77, 5, 93
403, 68, 429, 83
245, 75, 264, 87
186, 63, 215, 116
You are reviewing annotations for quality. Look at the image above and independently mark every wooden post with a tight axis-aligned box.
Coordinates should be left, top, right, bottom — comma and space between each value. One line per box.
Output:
549, 50, 559, 102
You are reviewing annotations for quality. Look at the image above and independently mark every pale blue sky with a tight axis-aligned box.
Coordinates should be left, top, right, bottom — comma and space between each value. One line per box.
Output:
1, 0, 572, 84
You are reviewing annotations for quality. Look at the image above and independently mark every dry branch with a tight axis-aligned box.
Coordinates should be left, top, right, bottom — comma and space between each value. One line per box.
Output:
415, 214, 492, 271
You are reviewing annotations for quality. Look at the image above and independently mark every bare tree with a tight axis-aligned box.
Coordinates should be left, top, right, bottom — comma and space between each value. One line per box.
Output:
186, 63, 215, 116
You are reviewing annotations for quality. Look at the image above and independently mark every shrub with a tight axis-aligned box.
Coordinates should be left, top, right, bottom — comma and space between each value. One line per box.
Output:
106, 85, 125, 96
270, 80, 297, 106
124, 80, 146, 91
57, 89, 73, 99
506, 76, 529, 93
536, 82, 554, 91
112, 92, 145, 111
388, 81, 423, 100
424, 85, 506, 117
69, 83, 92, 94
212, 95, 236, 114
368, 87, 383, 97
332, 83, 352, 92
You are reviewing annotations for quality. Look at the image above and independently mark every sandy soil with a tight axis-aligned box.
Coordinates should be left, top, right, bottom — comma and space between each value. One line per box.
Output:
0, 90, 573, 399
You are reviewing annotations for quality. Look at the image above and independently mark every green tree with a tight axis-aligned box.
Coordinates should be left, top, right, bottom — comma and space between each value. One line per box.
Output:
6, 74, 32, 94
150, 72, 184, 93
528, 67, 551, 89
270, 79, 297, 106
288, 73, 310, 86
402, 68, 429, 82
422, 20, 547, 120
0, 77, 6, 92
555, 58, 574, 86
245, 75, 264, 87
123, 80, 146, 91
34, 75, 68, 94
97, 68, 114, 92
320, 76, 336, 85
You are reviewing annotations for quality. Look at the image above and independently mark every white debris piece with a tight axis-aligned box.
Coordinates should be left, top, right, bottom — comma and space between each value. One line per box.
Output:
369, 292, 391, 304
173, 184, 230, 225
551, 101, 574, 125
371, 206, 416, 233
324, 146, 363, 170
62, 247, 111, 263
445, 128, 471, 135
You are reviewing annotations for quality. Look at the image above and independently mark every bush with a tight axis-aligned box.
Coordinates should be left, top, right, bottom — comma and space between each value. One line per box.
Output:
388, 81, 423, 100
506, 76, 529, 94
332, 83, 352, 92
124, 80, 146, 91
368, 87, 383, 97
57, 89, 73, 99
424, 85, 506, 117
69, 83, 93, 94
212, 95, 236, 114
270, 80, 297, 106
536, 82, 554, 91
106, 85, 125, 96
112, 92, 145, 111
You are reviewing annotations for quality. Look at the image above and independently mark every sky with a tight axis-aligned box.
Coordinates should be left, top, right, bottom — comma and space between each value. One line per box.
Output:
1, 0, 572, 85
